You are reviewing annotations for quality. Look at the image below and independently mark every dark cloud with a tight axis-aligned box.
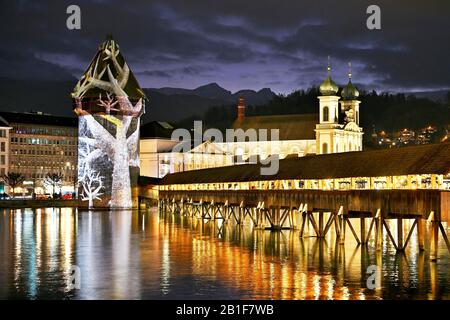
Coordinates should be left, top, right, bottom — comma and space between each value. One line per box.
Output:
0, 0, 449, 93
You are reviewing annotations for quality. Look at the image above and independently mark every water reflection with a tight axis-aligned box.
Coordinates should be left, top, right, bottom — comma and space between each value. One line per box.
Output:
0, 208, 449, 299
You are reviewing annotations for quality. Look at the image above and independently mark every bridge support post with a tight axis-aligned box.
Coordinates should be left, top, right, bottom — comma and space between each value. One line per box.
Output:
273, 207, 281, 230
223, 201, 229, 223
429, 211, 439, 262
375, 209, 383, 251
238, 203, 243, 225
318, 212, 324, 238
180, 198, 184, 215
299, 212, 307, 237
200, 201, 205, 219
339, 210, 346, 245
360, 217, 366, 245
417, 218, 425, 251
397, 218, 404, 251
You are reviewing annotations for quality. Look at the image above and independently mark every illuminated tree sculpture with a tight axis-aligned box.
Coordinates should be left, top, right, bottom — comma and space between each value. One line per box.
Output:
72, 37, 146, 209
80, 169, 104, 209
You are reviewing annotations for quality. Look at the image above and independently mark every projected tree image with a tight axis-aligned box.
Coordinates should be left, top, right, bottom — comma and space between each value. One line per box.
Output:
72, 38, 146, 209
80, 168, 104, 209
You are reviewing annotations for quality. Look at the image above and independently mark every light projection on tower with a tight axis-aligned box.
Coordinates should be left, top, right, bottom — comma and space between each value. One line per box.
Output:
71, 37, 146, 209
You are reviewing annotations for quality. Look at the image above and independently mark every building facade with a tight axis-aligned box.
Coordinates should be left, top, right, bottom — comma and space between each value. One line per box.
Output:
214, 112, 318, 163
140, 121, 231, 178
0, 111, 78, 196
0, 116, 11, 193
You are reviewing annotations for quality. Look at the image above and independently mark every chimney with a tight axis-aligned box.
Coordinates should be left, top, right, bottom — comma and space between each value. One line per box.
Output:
237, 97, 245, 121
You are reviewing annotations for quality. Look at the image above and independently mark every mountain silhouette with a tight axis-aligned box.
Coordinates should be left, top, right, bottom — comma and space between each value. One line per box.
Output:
0, 78, 277, 122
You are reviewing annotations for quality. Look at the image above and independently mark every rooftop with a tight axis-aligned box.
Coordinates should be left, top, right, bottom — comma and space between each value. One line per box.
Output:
72, 38, 146, 101
140, 121, 176, 139
232, 113, 318, 140
159, 142, 450, 185
0, 115, 9, 127
0, 111, 77, 128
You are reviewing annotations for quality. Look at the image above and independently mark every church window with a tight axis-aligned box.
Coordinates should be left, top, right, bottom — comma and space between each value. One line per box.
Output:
322, 143, 328, 154
323, 107, 329, 122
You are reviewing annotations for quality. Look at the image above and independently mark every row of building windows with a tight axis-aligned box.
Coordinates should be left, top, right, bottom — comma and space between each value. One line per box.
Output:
11, 137, 77, 146
13, 126, 76, 137
321, 142, 362, 154
12, 163, 76, 169
25, 173, 76, 180
11, 149, 76, 156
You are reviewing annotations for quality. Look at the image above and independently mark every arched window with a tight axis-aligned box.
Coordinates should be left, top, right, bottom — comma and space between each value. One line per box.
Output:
322, 143, 328, 154
323, 107, 329, 122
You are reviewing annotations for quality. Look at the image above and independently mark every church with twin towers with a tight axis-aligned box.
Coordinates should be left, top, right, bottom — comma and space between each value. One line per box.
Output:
315, 61, 363, 155
212, 60, 364, 162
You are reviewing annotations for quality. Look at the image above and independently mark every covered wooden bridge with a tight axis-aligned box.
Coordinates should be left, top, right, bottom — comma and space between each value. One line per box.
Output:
139, 142, 450, 260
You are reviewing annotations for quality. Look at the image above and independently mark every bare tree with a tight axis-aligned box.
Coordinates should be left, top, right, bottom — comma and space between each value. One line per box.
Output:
1, 172, 25, 199
44, 173, 63, 196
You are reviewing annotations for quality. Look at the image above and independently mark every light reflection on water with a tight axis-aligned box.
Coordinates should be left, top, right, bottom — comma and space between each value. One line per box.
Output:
0, 207, 449, 300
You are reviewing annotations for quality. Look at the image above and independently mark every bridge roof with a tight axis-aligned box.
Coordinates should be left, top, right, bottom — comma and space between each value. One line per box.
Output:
159, 142, 450, 185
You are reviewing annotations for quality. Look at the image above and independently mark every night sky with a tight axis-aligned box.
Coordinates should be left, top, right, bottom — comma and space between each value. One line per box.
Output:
1, 0, 449, 94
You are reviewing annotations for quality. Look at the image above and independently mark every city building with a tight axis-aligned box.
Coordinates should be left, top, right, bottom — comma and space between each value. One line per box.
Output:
371, 125, 447, 149
0, 111, 78, 196
214, 108, 318, 162
0, 116, 11, 193
140, 121, 231, 178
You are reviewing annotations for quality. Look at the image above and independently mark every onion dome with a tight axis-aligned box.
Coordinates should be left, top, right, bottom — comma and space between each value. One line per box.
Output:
341, 80, 360, 100
319, 63, 339, 96
341, 62, 359, 100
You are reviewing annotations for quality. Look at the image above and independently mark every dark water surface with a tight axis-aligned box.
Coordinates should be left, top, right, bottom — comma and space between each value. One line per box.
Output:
0, 208, 449, 299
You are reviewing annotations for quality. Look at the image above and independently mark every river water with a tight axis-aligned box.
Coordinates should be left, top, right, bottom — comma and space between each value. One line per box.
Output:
0, 207, 449, 299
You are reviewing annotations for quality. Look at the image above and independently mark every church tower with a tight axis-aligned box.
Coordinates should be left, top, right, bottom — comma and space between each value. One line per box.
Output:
315, 59, 340, 154
315, 60, 363, 154
339, 62, 363, 152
